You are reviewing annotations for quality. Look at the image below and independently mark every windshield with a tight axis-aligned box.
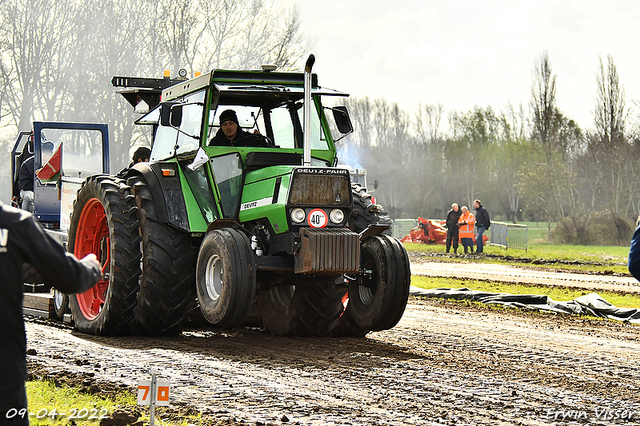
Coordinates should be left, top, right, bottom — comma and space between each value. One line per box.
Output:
150, 89, 205, 161
209, 100, 328, 150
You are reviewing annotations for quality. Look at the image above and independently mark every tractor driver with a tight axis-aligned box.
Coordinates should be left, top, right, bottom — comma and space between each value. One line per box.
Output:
210, 109, 269, 147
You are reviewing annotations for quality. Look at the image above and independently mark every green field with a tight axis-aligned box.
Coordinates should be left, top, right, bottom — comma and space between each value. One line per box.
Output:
25, 380, 136, 425
25, 379, 199, 425
517, 221, 556, 242
404, 240, 628, 262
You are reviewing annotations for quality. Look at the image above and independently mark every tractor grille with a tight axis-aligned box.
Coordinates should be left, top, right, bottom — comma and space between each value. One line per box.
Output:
289, 168, 351, 206
295, 228, 360, 274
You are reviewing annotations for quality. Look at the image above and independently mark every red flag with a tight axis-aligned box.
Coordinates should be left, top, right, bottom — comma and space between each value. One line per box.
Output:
36, 144, 61, 182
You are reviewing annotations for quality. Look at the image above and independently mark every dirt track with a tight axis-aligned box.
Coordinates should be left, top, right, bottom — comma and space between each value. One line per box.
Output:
26, 289, 640, 425
410, 255, 640, 294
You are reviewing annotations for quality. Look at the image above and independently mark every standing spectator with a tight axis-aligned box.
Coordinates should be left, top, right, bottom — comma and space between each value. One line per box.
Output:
474, 199, 491, 254
458, 205, 476, 254
445, 203, 462, 254
0, 202, 101, 425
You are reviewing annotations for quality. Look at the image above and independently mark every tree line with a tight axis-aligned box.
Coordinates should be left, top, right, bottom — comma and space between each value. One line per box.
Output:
0, 0, 304, 180
340, 52, 640, 245
1, 2, 636, 245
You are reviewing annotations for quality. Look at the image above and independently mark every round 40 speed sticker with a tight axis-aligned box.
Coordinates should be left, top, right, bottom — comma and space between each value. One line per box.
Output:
308, 209, 328, 228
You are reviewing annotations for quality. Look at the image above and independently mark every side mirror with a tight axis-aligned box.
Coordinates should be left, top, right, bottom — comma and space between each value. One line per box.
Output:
332, 106, 353, 134
160, 103, 183, 127
374, 179, 379, 190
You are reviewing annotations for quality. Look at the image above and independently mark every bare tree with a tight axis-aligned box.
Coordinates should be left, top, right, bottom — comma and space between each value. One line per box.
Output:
531, 52, 557, 148
530, 51, 571, 219
595, 55, 626, 150
591, 55, 629, 226
0, 0, 74, 129
416, 103, 443, 145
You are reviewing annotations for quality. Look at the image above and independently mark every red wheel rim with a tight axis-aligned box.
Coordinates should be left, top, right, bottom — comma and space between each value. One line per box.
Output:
74, 197, 110, 320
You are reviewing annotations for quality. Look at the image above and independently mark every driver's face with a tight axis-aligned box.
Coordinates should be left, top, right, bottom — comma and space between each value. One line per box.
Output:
222, 120, 238, 140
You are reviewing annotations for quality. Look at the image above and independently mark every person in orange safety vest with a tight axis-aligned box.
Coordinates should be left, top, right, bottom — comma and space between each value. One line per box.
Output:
458, 205, 475, 254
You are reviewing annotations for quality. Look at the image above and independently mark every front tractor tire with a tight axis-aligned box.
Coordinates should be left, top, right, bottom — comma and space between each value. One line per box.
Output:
53, 289, 69, 320
334, 235, 410, 337
129, 175, 196, 337
258, 282, 345, 337
195, 228, 256, 329
68, 175, 142, 335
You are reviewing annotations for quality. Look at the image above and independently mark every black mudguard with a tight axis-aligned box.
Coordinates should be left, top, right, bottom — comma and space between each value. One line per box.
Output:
128, 162, 190, 232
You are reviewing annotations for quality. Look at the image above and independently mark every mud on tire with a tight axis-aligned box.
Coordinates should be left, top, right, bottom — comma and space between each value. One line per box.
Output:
68, 175, 142, 335
196, 228, 256, 329
258, 281, 345, 337
333, 235, 410, 336
129, 175, 196, 337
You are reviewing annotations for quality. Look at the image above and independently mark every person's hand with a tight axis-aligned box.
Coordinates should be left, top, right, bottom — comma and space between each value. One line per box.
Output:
82, 253, 101, 270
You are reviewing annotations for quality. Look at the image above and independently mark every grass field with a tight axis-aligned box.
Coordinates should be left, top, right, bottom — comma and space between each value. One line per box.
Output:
24, 380, 136, 425
401, 219, 630, 263
517, 221, 556, 242
24, 379, 200, 425
404, 241, 631, 275
404, 240, 629, 262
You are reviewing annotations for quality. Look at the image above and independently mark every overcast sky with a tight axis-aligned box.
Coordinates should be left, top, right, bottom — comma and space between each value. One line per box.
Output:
285, 0, 640, 131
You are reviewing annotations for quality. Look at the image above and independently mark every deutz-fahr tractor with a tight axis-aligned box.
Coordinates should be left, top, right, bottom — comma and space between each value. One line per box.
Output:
45, 56, 411, 337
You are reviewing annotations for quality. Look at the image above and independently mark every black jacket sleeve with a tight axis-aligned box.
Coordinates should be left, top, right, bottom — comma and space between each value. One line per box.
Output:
27, 216, 101, 294
4, 207, 101, 294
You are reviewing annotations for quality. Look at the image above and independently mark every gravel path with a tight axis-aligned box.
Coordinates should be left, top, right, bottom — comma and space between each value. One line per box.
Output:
410, 256, 640, 294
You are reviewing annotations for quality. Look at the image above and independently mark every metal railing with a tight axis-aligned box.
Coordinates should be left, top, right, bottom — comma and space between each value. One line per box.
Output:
489, 222, 528, 251
390, 219, 418, 240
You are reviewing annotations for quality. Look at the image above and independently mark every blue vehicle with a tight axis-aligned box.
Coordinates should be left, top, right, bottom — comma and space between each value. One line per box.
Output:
11, 122, 110, 317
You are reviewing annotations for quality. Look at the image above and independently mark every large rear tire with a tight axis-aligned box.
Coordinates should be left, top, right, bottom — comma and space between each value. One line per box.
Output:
195, 228, 256, 329
68, 175, 141, 335
129, 175, 196, 336
349, 184, 391, 233
333, 235, 410, 336
258, 282, 344, 337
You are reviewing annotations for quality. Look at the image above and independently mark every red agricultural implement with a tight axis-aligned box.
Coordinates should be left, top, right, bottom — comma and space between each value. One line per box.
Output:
401, 217, 488, 245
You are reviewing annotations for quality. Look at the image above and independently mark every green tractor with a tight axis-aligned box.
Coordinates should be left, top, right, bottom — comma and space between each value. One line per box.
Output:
68, 56, 410, 337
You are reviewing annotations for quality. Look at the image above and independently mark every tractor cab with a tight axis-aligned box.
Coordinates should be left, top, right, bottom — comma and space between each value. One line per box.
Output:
128, 67, 355, 234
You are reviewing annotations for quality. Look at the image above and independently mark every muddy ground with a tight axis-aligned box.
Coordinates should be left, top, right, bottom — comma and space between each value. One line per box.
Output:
26, 282, 640, 425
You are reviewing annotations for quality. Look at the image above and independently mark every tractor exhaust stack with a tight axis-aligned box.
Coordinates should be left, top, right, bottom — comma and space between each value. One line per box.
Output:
303, 54, 315, 167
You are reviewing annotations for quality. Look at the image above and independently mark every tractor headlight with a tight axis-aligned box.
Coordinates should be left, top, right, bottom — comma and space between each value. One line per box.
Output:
330, 209, 344, 224
291, 208, 306, 223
